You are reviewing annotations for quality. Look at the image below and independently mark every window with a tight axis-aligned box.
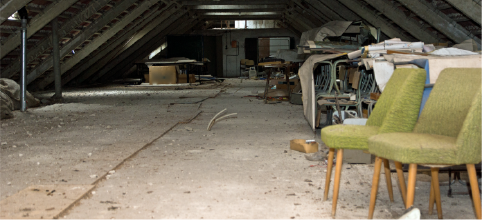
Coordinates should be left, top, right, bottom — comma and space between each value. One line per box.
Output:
258, 37, 290, 60
234, 20, 280, 29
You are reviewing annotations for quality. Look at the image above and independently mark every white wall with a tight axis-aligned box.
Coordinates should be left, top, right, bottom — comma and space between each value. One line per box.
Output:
192, 28, 300, 77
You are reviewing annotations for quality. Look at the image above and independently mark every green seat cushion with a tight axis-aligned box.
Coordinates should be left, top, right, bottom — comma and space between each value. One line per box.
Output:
368, 133, 458, 165
321, 125, 380, 150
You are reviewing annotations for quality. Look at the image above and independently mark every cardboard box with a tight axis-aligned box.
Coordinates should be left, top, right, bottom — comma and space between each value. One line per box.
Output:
292, 83, 302, 93
276, 79, 300, 92
290, 93, 303, 105
144, 74, 149, 83
363, 109, 368, 118
351, 70, 361, 89
276, 84, 296, 91
290, 139, 318, 153
270, 79, 299, 86
178, 74, 196, 83
339, 66, 346, 80
259, 89, 289, 97
348, 68, 356, 83
149, 66, 177, 85
370, 92, 381, 101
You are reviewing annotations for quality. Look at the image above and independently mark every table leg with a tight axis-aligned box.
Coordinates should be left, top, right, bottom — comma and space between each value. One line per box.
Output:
264, 69, 271, 104
286, 64, 291, 100
186, 65, 190, 84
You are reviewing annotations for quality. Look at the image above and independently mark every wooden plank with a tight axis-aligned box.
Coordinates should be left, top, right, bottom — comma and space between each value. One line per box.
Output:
0, 185, 94, 219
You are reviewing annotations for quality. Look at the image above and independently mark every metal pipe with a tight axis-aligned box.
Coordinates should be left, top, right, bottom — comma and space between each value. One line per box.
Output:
52, 17, 62, 99
20, 18, 27, 112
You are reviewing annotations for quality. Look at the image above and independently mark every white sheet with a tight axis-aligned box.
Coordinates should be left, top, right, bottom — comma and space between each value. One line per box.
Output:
373, 61, 394, 92
298, 54, 346, 130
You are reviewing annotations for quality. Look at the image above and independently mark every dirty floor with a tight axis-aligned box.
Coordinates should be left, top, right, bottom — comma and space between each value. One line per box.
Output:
0, 79, 478, 219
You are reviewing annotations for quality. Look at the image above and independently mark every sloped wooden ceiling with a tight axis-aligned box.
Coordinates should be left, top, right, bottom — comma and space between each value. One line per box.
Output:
0, 0, 480, 89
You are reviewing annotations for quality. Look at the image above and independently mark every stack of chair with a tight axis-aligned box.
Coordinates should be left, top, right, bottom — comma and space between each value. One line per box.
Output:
368, 68, 481, 219
321, 68, 426, 217
321, 67, 481, 219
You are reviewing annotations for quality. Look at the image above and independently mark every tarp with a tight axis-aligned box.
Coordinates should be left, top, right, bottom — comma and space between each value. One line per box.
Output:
298, 54, 346, 131
298, 21, 353, 54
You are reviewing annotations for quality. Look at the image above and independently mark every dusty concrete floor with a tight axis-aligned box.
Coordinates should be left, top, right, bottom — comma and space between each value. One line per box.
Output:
0, 79, 478, 219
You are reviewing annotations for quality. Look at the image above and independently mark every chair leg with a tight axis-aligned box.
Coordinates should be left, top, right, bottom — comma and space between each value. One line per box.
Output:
467, 164, 482, 219
406, 164, 418, 208
324, 148, 335, 201
382, 158, 394, 202
429, 181, 435, 215
431, 168, 443, 219
331, 149, 344, 217
395, 161, 407, 206
368, 157, 383, 219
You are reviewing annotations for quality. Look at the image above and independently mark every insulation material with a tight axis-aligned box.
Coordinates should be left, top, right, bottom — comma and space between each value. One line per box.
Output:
430, 48, 478, 56
0, 91, 13, 119
298, 54, 346, 131
298, 21, 353, 54
0, 78, 40, 110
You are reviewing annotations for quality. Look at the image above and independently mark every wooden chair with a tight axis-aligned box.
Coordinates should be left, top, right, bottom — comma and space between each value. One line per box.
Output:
367, 68, 481, 219
321, 68, 426, 217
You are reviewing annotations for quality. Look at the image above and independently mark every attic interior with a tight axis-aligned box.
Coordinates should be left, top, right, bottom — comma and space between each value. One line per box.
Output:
0, 0, 481, 219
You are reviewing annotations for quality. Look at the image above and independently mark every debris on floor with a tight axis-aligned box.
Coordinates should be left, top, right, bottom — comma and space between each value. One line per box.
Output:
289, 139, 319, 153
207, 108, 237, 131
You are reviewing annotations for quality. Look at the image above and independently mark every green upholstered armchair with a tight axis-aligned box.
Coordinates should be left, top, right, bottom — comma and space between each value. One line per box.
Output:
368, 68, 481, 219
321, 68, 426, 217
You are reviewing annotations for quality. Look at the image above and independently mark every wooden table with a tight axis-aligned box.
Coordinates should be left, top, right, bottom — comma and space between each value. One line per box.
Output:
135, 59, 206, 84
258, 62, 292, 104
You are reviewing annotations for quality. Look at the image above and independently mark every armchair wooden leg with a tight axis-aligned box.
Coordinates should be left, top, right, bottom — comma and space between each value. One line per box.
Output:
431, 168, 443, 219
324, 148, 335, 201
395, 161, 407, 206
382, 158, 394, 202
467, 164, 481, 219
406, 164, 418, 209
429, 181, 435, 215
331, 149, 344, 217
368, 157, 383, 219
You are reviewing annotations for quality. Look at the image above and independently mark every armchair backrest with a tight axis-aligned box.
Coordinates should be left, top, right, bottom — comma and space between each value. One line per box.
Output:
366, 68, 426, 134
413, 68, 481, 164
